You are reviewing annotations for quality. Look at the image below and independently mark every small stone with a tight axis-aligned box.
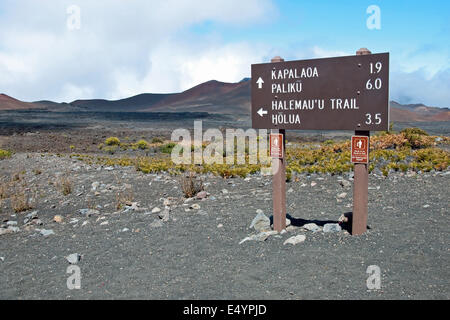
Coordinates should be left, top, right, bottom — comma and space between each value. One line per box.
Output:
221, 189, 229, 194
239, 231, 278, 244
0, 228, 12, 236
423, 204, 430, 208
190, 204, 201, 210
196, 191, 207, 199
158, 209, 170, 221
91, 181, 100, 191
310, 181, 317, 187
323, 223, 342, 233
121, 228, 129, 232
337, 192, 347, 199
79, 209, 99, 216
339, 179, 351, 188
287, 188, 294, 193
217, 224, 223, 228
40, 229, 54, 236
6, 221, 17, 226
100, 221, 109, 226
151, 207, 161, 213
303, 223, 321, 232
32, 219, 43, 226
283, 234, 306, 245
53, 215, 63, 223
150, 220, 163, 228
66, 253, 81, 264
7, 226, 20, 233
249, 212, 271, 232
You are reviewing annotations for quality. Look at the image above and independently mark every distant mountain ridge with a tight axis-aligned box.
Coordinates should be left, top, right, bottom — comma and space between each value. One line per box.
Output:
1, 79, 449, 122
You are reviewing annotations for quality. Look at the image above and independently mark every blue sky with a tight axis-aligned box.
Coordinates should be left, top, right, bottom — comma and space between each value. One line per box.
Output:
0, 0, 449, 107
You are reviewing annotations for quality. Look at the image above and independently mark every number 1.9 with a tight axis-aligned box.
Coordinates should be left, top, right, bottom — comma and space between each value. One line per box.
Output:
370, 62, 382, 74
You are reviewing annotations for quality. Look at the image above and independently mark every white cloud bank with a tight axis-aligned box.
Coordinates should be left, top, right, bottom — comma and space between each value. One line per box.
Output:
0, 0, 448, 108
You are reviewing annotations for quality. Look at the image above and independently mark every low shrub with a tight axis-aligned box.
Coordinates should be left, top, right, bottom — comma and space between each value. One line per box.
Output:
0, 149, 12, 160
105, 137, 121, 146
180, 171, 204, 198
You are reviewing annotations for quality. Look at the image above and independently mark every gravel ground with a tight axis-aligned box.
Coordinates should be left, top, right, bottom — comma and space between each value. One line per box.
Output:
0, 153, 449, 299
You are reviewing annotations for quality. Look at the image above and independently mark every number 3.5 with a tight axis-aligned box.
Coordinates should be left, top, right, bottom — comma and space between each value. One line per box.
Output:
365, 113, 381, 125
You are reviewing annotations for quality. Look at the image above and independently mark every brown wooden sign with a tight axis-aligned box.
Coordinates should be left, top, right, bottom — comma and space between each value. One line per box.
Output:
251, 53, 389, 131
351, 135, 369, 163
270, 133, 283, 158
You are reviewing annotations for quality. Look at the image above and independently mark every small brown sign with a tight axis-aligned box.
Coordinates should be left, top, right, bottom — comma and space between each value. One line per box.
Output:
251, 53, 389, 131
270, 133, 283, 158
351, 135, 369, 163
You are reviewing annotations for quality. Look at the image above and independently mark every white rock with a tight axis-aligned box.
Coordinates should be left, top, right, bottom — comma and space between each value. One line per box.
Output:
40, 229, 54, 236
221, 189, 229, 194
151, 207, 161, 213
283, 235, 306, 245
150, 220, 163, 228
239, 231, 278, 244
190, 204, 201, 210
303, 223, 321, 232
65, 253, 81, 264
217, 224, 223, 228
249, 212, 271, 232
91, 181, 100, 191
323, 223, 342, 233
337, 192, 347, 199
310, 182, 317, 187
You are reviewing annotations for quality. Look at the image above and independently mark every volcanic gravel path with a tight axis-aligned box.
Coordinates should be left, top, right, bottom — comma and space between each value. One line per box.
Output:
0, 153, 449, 299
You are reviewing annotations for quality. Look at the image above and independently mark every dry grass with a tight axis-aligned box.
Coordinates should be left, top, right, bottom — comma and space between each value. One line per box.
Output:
113, 173, 134, 210
56, 175, 72, 196
10, 184, 34, 213
115, 187, 134, 210
180, 171, 204, 198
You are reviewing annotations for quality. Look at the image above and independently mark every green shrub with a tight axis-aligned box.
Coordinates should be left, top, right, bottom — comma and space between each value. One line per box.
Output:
105, 137, 121, 146
160, 142, 176, 154
136, 139, 149, 150
151, 137, 164, 144
0, 149, 12, 160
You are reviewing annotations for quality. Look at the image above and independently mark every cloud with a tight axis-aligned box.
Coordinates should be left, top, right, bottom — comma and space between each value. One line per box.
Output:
0, 0, 275, 102
0, 0, 448, 108
390, 68, 450, 107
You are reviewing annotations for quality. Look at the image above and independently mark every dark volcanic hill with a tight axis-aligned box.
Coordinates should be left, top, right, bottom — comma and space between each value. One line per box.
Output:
1, 80, 449, 122
0, 94, 38, 111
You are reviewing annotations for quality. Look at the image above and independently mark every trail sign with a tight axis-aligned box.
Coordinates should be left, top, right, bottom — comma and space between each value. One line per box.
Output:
351, 135, 369, 163
251, 53, 389, 131
270, 133, 284, 158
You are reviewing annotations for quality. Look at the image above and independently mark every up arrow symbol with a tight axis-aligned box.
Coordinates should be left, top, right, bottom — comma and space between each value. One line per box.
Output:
256, 77, 264, 89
